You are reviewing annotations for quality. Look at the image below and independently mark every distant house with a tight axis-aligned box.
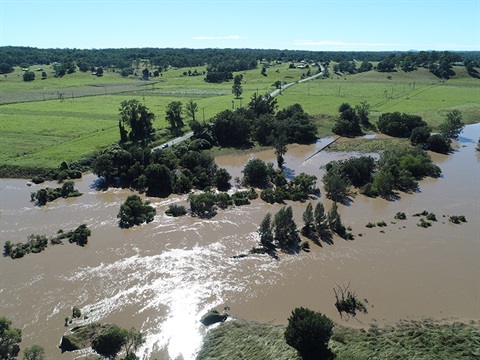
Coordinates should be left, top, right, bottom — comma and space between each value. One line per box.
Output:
21, 68, 29, 71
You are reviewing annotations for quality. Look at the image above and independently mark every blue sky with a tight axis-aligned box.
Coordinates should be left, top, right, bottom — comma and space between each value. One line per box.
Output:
1, 0, 479, 51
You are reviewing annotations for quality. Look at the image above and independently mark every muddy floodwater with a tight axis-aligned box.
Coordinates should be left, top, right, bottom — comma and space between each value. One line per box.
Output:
1, 125, 479, 359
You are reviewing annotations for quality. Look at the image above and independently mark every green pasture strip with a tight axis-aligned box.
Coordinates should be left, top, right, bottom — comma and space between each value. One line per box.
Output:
1, 128, 119, 170
0, 65, 137, 92
197, 319, 480, 360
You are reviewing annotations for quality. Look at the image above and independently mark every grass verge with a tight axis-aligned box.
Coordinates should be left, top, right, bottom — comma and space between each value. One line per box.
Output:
197, 319, 480, 360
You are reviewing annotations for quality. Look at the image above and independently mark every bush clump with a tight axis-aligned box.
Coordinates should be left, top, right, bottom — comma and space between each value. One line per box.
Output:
118, 195, 156, 228
449, 215, 467, 224
165, 204, 187, 217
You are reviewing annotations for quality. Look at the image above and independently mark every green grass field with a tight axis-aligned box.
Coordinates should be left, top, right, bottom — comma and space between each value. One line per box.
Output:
0, 62, 478, 177
276, 66, 480, 129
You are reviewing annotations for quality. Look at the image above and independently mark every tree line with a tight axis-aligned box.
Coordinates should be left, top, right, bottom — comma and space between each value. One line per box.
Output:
2, 46, 477, 75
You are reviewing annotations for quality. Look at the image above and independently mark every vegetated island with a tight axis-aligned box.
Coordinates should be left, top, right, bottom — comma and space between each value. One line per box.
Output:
3, 224, 91, 259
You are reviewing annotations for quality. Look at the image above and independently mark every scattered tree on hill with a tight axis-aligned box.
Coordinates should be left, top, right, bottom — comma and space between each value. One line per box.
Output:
119, 100, 155, 144
117, 195, 156, 228
23, 71, 35, 82
232, 74, 243, 99
358, 60, 373, 73
439, 109, 464, 140
272, 80, 282, 89
0, 63, 14, 74
0, 316, 22, 359
284, 307, 334, 360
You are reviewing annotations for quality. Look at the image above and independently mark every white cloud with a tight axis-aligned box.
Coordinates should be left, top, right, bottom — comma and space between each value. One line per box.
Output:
192, 35, 246, 40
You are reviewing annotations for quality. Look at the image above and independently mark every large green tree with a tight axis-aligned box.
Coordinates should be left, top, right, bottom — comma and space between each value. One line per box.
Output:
242, 158, 271, 188
284, 307, 334, 360
117, 195, 156, 228
119, 100, 155, 144
165, 101, 184, 135
185, 99, 198, 121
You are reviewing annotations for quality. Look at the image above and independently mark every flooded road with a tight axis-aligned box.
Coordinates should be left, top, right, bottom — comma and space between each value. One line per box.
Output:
1, 125, 479, 359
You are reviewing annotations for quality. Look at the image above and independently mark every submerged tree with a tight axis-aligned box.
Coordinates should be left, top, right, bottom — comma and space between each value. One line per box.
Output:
334, 283, 368, 321
117, 195, 156, 228
23, 344, 45, 360
258, 212, 274, 249
314, 202, 328, 234
0, 316, 22, 359
302, 203, 314, 236
439, 109, 464, 140
274, 206, 300, 251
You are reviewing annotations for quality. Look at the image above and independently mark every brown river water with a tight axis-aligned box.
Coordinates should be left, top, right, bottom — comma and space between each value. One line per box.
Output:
1, 125, 479, 359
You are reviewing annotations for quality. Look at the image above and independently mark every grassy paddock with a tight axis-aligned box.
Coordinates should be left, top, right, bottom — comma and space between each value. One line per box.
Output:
1, 63, 478, 176
197, 319, 480, 360
276, 66, 480, 130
